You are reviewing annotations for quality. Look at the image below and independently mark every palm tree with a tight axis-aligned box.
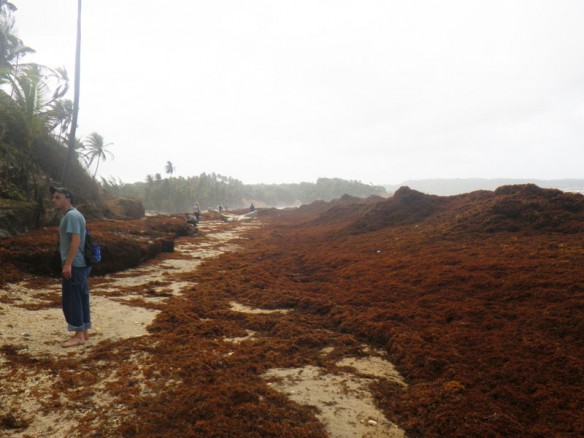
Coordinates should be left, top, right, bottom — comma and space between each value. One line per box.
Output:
65, 133, 86, 160
4, 57, 70, 139
165, 160, 175, 177
8, 64, 55, 148
83, 131, 113, 179
47, 97, 73, 139
0, 1, 34, 82
2, 64, 68, 214
61, 0, 82, 184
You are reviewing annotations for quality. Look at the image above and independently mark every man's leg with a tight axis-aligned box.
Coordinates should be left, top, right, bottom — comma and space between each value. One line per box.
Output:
61, 267, 88, 347
80, 266, 92, 340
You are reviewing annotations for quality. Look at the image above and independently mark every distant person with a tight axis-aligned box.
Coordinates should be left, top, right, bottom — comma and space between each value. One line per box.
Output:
249, 203, 256, 212
218, 204, 224, 213
50, 186, 91, 348
192, 202, 201, 222
185, 213, 198, 226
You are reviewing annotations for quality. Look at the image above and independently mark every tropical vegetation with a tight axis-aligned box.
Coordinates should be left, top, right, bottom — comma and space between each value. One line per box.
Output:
0, 1, 108, 221
1, 1, 385, 222
83, 132, 114, 179
101, 173, 386, 213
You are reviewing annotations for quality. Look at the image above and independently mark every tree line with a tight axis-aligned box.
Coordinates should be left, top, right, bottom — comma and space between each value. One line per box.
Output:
2, 2, 386, 216
101, 173, 387, 213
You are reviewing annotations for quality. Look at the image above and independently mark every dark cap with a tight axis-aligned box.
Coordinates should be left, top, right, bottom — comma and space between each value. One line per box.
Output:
49, 186, 74, 203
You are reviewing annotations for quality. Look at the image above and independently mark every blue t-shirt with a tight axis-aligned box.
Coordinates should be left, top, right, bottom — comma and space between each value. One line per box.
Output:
59, 208, 87, 267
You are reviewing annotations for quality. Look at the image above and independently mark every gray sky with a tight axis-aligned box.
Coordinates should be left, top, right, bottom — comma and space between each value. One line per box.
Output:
12, 0, 584, 185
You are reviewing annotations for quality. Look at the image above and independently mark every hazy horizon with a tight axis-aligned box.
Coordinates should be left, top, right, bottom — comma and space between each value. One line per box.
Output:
12, 0, 584, 185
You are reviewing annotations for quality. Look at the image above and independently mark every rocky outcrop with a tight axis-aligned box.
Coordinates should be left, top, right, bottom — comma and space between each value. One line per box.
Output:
104, 197, 145, 219
0, 199, 38, 238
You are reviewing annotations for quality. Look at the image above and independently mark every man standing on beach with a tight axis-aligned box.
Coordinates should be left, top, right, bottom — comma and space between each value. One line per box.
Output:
50, 186, 91, 347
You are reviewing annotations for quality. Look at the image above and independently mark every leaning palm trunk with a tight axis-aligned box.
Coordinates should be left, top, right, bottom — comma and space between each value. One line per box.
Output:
61, 0, 81, 184
93, 155, 101, 179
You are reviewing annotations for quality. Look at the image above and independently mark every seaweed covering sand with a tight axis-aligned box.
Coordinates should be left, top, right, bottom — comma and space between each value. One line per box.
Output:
1, 185, 583, 437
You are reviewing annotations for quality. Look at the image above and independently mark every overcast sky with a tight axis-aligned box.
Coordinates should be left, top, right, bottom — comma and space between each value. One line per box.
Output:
12, 0, 584, 185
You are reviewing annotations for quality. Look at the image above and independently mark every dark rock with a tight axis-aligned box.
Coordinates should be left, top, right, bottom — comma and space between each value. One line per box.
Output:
104, 197, 145, 219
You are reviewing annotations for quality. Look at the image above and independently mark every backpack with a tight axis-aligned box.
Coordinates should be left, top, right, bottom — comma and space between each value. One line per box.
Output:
84, 231, 101, 265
